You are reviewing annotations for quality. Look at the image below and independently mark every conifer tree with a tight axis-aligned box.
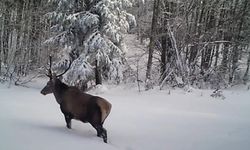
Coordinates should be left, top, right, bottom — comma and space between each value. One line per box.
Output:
45, 0, 136, 87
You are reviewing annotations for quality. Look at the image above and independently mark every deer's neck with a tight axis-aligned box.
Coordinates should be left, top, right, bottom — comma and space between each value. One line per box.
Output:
53, 79, 68, 104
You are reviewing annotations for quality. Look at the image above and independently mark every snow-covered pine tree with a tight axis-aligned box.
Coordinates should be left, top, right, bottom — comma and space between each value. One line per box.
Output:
45, 0, 136, 88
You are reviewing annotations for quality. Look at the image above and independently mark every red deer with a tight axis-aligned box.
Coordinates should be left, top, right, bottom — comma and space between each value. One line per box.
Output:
40, 56, 112, 143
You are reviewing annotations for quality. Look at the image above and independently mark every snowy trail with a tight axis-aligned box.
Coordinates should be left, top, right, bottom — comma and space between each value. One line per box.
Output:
0, 84, 250, 150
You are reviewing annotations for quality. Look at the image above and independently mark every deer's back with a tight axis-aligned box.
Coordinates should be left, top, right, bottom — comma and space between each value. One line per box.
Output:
61, 87, 92, 120
61, 87, 111, 122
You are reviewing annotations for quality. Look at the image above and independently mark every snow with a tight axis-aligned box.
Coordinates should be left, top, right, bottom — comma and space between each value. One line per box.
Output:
0, 82, 250, 150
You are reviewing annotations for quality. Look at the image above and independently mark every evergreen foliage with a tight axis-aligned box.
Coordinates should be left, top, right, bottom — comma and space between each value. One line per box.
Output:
45, 0, 136, 86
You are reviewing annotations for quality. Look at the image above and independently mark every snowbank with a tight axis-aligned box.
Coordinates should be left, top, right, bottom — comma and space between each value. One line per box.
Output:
0, 84, 250, 150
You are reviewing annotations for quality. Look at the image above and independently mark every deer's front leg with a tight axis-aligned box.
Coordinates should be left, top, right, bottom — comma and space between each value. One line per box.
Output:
60, 106, 72, 129
64, 114, 72, 129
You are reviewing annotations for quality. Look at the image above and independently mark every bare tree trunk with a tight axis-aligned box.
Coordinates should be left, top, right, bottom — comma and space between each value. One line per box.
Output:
188, 0, 205, 66
2, 2, 11, 64
161, 35, 167, 81
0, 2, 2, 75
160, 0, 172, 83
214, 44, 219, 67
168, 24, 185, 80
145, 0, 160, 89
95, 59, 102, 85
160, 8, 168, 82
220, 43, 229, 74
229, 0, 248, 83
243, 51, 250, 84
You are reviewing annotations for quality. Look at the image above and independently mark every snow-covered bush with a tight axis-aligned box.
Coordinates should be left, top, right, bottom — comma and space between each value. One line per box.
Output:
210, 89, 225, 100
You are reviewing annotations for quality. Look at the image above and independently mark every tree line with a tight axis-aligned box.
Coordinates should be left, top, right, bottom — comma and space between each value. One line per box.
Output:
136, 0, 250, 89
0, 0, 250, 90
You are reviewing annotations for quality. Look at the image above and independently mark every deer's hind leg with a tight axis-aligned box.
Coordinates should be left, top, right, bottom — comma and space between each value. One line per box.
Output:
89, 105, 108, 143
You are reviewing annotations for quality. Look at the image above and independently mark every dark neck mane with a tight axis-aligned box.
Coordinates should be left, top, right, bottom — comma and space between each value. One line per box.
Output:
53, 79, 69, 104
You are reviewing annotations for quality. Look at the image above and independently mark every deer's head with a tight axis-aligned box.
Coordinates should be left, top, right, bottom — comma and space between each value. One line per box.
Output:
41, 56, 71, 95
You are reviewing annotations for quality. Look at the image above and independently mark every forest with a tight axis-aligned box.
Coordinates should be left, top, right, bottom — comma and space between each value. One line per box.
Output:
1, 1, 250, 149
0, 0, 250, 90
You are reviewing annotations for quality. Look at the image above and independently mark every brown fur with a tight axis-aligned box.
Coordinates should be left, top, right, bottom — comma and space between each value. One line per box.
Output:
41, 77, 112, 143
61, 87, 112, 123
96, 97, 112, 123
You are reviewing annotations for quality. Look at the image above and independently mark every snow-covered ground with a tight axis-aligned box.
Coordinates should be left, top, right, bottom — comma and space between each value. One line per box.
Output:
0, 82, 250, 150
